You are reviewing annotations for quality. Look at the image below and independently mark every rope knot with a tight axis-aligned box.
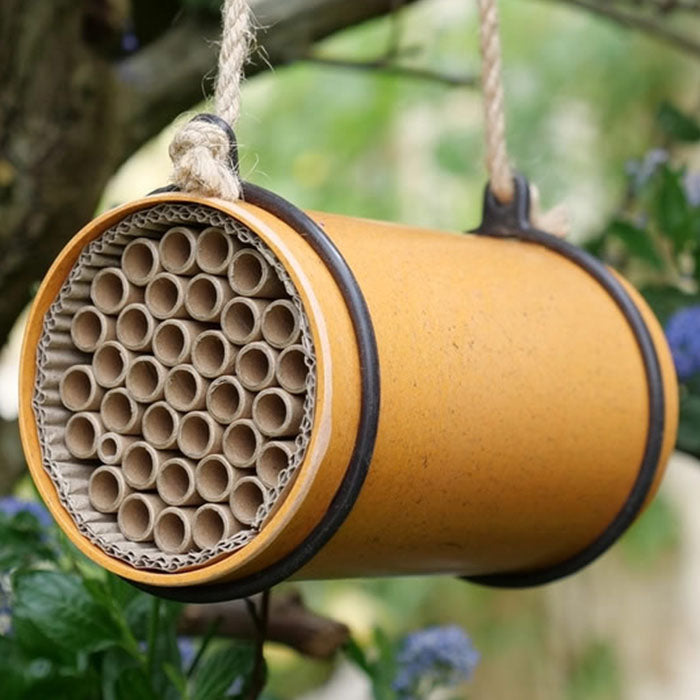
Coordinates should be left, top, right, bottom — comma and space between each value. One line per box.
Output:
169, 117, 241, 200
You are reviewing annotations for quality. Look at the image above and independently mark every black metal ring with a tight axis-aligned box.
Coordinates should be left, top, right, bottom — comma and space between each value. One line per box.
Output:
465, 174, 666, 587
133, 182, 381, 603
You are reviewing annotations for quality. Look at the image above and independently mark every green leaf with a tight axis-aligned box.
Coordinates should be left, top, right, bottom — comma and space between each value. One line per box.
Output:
657, 102, 700, 143
654, 165, 695, 252
12, 570, 126, 656
190, 643, 255, 700
0, 511, 55, 570
343, 637, 373, 676
678, 393, 700, 458
606, 219, 664, 269
102, 648, 159, 700
640, 286, 700, 325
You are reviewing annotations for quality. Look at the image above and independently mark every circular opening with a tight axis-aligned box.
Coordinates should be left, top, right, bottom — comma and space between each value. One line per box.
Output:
231, 251, 263, 294
124, 444, 156, 488
72, 308, 103, 350
278, 347, 307, 393
93, 270, 126, 313
102, 391, 134, 432
222, 300, 256, 344
193, 334, 227, 376
89, 469, 121, 512
156, 510, 187, 553
146, 276, 181, 317
258, 444, 292, 487
94, 343, 127, 387
61, 367, 93, 410
262, 303, 297, 347
237, 346, 270, 389
143, 404, 177, 445
161, 229, 194, 272
119, 497, 152, 540
180, 414, 213, 458
166, 368, 198, 410
159, 461, 193, 504
187, 277, 219, 319
197, 228, 231, 272
127, 358, 161, 401
66, 414, 98, 457
123, 240, 157, 283
194, 507, 226, 548
100, 435, 118, 459
153, 322, 186, 365
253, 392, 287, 434
231, 480, 264, 523
197, 456, 233, 501
117, 306, 150, 348
208, 380, 241, 422
223, 422, 259, 466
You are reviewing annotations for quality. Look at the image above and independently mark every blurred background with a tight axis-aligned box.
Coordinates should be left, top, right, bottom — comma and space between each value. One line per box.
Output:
2, 1, 700, 698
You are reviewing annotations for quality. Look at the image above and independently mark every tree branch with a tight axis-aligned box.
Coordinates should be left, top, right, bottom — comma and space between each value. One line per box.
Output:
178, 590, 349, 660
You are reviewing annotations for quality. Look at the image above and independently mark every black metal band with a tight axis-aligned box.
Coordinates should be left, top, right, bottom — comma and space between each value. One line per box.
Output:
134, 181, 381, 603
464, 174, 666, 587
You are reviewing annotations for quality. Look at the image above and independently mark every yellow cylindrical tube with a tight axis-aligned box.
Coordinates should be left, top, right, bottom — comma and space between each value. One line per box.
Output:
19, 189, 678, 599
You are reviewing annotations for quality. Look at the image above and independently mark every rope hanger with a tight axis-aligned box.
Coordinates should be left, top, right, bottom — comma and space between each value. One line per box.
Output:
169, 0, 568, 236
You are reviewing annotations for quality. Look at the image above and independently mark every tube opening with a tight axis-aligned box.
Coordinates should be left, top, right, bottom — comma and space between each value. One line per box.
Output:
230, 250, 263, 295
230, 479, 265, 525
118, 495, 156, 541
93, 342, 128, 388
193, 333, 231, 377
223, 421, 260, 467
143, 403, 178, 447
100, 435, 118, 460
236, 345, 273, 390
196, 228, 232, 273
92, 269, 128, 314
123, 443, 157, 489
186, 276, 220, 320
126, 357, 163, 402
145, 275, 183, 319
158, 460, 195, 505
71, 307, 107, 352
253, 391, 287, 434
193, 505, 230, 549
207, 378, 243, 423
179, 413, 216, 459
65, 413, 101, 459
153, 321, 187, 366
89, 468, 124, 513
154, 509, 190, 553
222, 298, 257, 344
196, 455, 235, 501
262, 301, 299, 348
257, 442, 293, 488
59, 366, 95, 411
166, 366, 199, 411
117, 305, 152, 349
160, 227, 196, 274
123, 239, 159, 285
277, 346, 308, 393
101, 390, 137, 433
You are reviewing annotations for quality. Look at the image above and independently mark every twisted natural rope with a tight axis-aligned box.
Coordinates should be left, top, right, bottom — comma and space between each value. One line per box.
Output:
169, 0, 251, 200
478, 0, 569, 236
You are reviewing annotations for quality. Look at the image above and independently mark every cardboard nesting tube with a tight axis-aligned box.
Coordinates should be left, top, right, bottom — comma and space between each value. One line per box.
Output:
123, 441, 175, 490
125, 355, 167, 403
157, 458, 203, 506
261, 300, 301, 349
230, 476, 267, 526
184, 273, 234, 322
192, 330, 237, 378
206, 376, 253, 424
276, 345, 309, 394
196, 454, 241, 502
93, 341, 133, 389
91, 267, 143, 315
222, 419, 263, 469
118, 493, 165, 542
221, 297, 268, 345
97, 432, 138, 465
71, 306, 116, 352
193, 504, 242, 550
177, 411, 224, 460
235, 341, 278, 391
89, 466, 132, 514
116, 303, 156, 351
142, 401, 181, 449
154, 507, 197, 554
252, 388, 304, 438
20, 192, 679, 596
196, 226, 238, 274
159, 226, 200, 276
145, 273, 188, 320
256, 440, 295, 488
65, 412, 104, 460
59, 365, 104, 412
122, 238, 162, 286
153, 319, 206, 367
100, 388, 144, 435
228, 248, 285, 298
165, 364, 209, 411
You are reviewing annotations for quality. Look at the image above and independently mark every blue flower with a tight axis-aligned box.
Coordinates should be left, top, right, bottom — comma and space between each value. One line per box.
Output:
665, 305, 700, 381
393, 625, 479, 699
178, 637, 197, 670
0, 497, 52, 528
